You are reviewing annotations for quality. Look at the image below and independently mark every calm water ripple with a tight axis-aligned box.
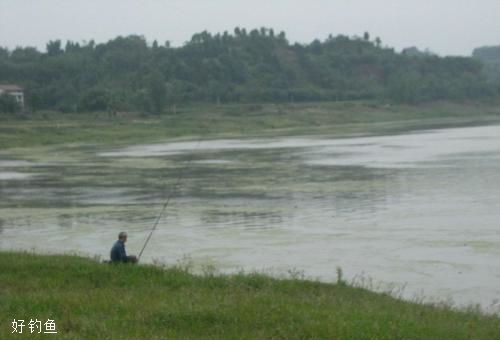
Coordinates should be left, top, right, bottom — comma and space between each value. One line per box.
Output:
1, 124, 500, 312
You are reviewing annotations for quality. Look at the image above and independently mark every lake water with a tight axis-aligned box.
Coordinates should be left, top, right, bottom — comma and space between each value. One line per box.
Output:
1, 124, 500, 312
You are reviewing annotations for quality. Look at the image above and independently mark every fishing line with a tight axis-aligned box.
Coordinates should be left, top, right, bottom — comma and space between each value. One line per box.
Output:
137, 137, 203, 261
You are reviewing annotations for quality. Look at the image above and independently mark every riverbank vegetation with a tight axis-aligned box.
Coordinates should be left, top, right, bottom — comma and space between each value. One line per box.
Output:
2, 100, 500, 149
1, 251, 499, 339
1, 29, 500, 115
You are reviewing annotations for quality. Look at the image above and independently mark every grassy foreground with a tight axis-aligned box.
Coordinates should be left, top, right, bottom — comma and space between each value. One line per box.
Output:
2, 100, 500, 149
1, 252, 499, 339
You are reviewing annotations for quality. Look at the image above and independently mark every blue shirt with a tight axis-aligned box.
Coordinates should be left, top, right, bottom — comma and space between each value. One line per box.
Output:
110, 240, 127, 262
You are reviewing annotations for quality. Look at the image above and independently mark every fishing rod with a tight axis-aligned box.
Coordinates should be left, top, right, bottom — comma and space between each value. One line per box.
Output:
137, 138, 202, 261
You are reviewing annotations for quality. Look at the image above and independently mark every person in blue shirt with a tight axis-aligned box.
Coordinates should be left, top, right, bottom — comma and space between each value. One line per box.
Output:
110, 231, 137, 263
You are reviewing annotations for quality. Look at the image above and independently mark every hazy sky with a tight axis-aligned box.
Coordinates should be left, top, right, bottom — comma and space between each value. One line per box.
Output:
1, 0, 499, 56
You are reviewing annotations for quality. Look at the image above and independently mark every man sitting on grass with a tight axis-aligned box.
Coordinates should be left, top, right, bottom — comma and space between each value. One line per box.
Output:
110, 231, 138, 264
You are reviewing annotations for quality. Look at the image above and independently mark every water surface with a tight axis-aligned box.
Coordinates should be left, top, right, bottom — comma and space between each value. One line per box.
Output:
1, 124, 500, 312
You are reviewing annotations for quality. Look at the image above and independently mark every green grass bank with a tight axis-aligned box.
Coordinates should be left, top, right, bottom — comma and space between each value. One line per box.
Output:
2, 100, 500, 149
1, 252, 499, 339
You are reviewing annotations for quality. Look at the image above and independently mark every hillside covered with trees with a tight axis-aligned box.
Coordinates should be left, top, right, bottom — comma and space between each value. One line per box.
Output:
0, 28, 498, 114
473, 45, 500, 83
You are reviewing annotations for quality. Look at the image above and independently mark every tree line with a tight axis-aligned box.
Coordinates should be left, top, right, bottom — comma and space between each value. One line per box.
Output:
0, 28, 498, 114
473, 46, 500, 84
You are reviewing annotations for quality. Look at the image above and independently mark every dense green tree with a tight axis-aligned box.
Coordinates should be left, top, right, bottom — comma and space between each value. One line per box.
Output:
148, 72, 167, 114
46, 40, 63, 56
0, 93, 21, 113
0, 29, 496, 114
473, 46, 500, 83
79, 88, 109, 112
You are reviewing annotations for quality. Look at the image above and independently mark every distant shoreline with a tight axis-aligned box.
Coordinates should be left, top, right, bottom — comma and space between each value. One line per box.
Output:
2, 100, 500, 149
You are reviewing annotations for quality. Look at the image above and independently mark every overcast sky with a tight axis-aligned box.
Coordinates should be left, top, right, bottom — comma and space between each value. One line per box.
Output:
1, 0, 499, 56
